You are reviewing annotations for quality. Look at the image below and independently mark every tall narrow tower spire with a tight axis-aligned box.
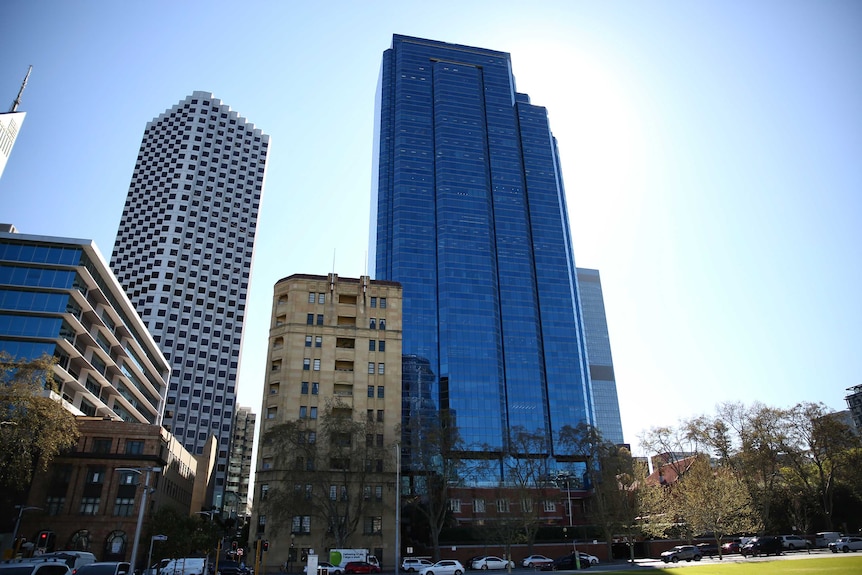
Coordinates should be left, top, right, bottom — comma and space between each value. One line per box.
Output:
10, 66, 32, 113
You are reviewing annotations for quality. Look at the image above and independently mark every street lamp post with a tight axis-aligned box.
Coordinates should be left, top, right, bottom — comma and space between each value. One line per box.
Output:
394, 443, 401, 575
558, 473, 580, 570
116, 466, 162, 572
10, 506, 42, 557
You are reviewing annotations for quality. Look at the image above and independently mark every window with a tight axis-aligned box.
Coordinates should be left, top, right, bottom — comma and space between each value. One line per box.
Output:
543, 500, 556, 512
380, 298, 387, 308
305, 336, 312, 347
313, 359, 320, 371
267, 407, 277, 419
379, 340, 385, 352
375, 485, 383, 501
379, 319, 386, 330
261, 484, 269, 501
303, 358, 310, 370
125, 440, 144, 455
113, 497, 135, 516
311, 382, 319, 395
370, 297, 377, 308
368, 385, 375, 398
316, 314, 324, 325
315, 336, 322, 348
369, 318, 376, 329
376, 410, 384, 422
368, 362, 375, 374
377, 386, 384, 398
92, 438, 112, 453
46, 496, 65, 516
310, 407, 318, 419
521, 498, 533, 513
300, 406, 307, 419
308, 292, 316, 303
473, 499, 486, 513
364, 485, 372, 500
318, 293, 325, 304
497, 499, 510, 513
363, 516, 382, 535
306, 313, 314, 325
301, 381, 309, 394
369, 340, 376, 352
450, 499, 462, 513
80, 497, 100, 515
292, 516, 311, 534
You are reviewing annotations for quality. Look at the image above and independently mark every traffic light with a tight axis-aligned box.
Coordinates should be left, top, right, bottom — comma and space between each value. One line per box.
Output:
232, 541, 238, 551
263, 541, 269, 552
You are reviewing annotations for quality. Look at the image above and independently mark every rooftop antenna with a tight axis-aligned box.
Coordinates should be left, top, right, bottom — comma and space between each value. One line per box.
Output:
10, 65, 32, 113
332, 248, 336, 275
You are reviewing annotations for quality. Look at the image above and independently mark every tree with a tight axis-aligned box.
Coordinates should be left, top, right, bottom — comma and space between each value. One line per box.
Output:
480, 427, 553, 563
261, 399, 392, 547
147, 507, 222, 560
401, 408, 467, 560
0, 352, 79, 490
675, 457, 759, 558
780, 402, 862, 530
559, 423, 640, 561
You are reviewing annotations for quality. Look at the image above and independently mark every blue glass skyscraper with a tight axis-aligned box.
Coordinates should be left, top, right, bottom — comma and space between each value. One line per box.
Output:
370, 35, 597, 464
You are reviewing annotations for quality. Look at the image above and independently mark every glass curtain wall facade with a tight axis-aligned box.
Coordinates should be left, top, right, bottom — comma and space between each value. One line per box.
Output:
576, 268, 624, 444
371, 35, 595, 468
0, 231, 169, 424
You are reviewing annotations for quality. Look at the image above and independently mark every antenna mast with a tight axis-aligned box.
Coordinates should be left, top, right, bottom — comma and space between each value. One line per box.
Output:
10, 65, 32, 113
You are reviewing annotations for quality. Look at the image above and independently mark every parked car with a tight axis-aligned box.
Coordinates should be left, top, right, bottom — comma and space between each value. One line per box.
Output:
741, 536, 783, 557
779, 535, 810, 550
161, 558, 208, 575
402, 559, 433, 573
520, 557, 553, 569
816, 532, 843, 548
24, 552, 97, 574
418, 561, 465, 575
828, 536, 862, 553
303, 563, 341, 575
660, 545, 702, 563
343, 563, 379, 575
0, 563, 73, 575
469, 558, 511, 571
695, 543, 718, 557
209, 562, 249, 575
576, 554, 597, 567
74, 563, 130, 575
550, 554, 590, 570
721, 540, 741, 554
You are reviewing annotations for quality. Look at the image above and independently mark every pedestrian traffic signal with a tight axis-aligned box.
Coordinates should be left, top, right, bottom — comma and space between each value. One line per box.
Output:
232, 541, 238, 551
263, 541, 269, 552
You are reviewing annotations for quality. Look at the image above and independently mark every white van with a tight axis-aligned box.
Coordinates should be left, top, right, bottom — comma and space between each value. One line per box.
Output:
815, 532, 842, 548
22, 552, 97, 573
160, 559, 208, 575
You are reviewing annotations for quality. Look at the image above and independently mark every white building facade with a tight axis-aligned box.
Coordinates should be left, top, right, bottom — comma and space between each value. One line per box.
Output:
110, 91, 270, 506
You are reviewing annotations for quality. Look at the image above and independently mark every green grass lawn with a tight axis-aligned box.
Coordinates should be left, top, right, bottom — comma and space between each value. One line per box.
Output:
599, 556, 862, 574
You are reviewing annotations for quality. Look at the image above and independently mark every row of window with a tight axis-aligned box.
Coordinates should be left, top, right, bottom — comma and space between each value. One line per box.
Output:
301, 336, 387, 352
255, 513, 382, 536
449, 498, 558, 514
306, 293, 388, 308
304, 314, 388, 330
49, 495, 138, 517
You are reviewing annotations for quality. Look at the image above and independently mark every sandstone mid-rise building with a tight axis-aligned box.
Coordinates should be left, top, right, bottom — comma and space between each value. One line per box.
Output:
252, 274, 402, 569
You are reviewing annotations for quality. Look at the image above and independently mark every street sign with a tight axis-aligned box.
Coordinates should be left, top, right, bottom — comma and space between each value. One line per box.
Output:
152, 536, 168, 542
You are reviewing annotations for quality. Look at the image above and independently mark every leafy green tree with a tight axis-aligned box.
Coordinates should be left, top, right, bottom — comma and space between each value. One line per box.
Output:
780, 402, 862, 530
675, 457, 759, 558
147, 507, 222, 561
0, 352, 79, 490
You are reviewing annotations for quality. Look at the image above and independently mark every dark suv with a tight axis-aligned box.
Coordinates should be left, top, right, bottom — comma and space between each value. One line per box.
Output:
741, 536, 783, 557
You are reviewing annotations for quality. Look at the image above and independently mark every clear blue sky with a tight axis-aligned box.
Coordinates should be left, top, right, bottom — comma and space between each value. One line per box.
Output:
2, 0, 860, 453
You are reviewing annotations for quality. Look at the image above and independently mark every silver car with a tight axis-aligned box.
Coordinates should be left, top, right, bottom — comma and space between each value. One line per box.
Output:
418, 561, 465, 575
